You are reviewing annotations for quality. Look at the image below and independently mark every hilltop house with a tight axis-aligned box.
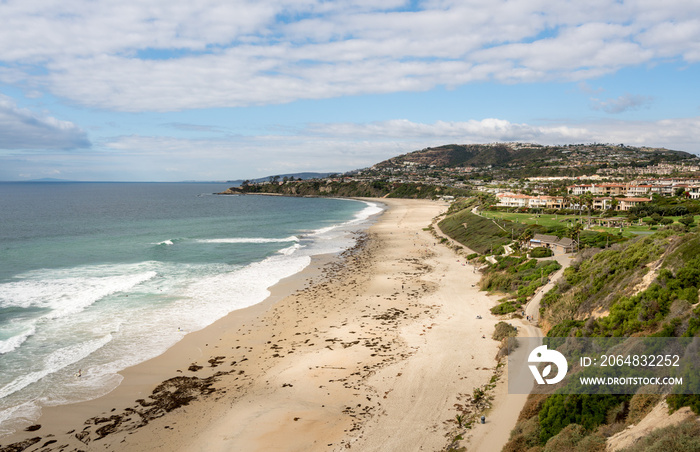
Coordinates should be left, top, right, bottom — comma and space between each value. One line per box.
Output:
567, 183, 650, 196
529, 234, 575, 254
496, 190, 652, 212
618, 197, 653, 211
581, 196, 652, 211
495, 193, 566, 209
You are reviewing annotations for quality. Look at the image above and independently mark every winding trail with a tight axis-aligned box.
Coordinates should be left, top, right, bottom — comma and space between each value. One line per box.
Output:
466, 251, 573, 451
432, 209, 574, 451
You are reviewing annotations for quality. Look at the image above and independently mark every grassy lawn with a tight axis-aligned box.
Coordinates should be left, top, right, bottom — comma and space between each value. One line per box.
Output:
481, 211, 580, 228
438, 210, 528, 254
482, 210, 700, 238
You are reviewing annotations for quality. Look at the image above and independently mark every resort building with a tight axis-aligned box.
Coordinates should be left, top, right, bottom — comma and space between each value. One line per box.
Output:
567, 183, 652, 197
688, 187, 700, 200
529, 234, 576, 254
540, 196, 566, 209
592, 198, 612, 210
585, 196, 652, 211
496, 191, 651, 211
618, 197, 653, 211
495, 192, 532, 208
626, 185, 653, 196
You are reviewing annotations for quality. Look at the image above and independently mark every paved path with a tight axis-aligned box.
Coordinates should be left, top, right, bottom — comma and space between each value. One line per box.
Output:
524, 253, 573, 323
467, 252, 573, 452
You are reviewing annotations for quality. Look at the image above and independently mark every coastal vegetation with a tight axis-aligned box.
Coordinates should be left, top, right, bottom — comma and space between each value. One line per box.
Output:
439, 199, 633, 256
224, 180, 470, 199
437, 209, 527, 254
434, 190, 700, 451
530, 246, 553, 258
501, 231, 700, 450
482, 205, 698, 241
492, 321, 518, 341
480, 256, 561, 315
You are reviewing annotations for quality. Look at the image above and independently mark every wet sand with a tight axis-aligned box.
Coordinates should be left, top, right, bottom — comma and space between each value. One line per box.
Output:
1, 198, 504, 452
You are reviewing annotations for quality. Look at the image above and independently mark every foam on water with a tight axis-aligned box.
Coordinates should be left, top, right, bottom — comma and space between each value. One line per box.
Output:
351, 201, 384, 223
0, 325, 36, 355
305, 200, 382, 237
0, 401, 42, 436
0, 270, 157, 318
278, 243, 303, 255
197, 236, 299, 244
0, 191, 385, 437
183, 253, 312, 325
0, 334, 113, 399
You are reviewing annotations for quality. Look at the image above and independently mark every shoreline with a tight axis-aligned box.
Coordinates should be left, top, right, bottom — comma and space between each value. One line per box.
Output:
2, 198, 508, 452
0, 250, 342, 441
0, 201, 380, 447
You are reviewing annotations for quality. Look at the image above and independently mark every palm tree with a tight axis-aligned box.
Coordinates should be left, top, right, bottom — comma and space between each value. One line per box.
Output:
610, 196, 619, 212
562, 193, 571, 210
567, 222, 583, 238
519, 229, 534, 249
579, 192, 594, 226
567, 222, 583, 252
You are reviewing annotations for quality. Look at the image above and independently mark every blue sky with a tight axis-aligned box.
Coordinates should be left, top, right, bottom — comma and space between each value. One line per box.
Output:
1, 0, 699, 181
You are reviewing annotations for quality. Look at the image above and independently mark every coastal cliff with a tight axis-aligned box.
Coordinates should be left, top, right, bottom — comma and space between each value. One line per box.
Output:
220, 180, 469, 199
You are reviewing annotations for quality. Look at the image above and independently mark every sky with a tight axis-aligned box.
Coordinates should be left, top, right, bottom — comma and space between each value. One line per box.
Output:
1, 0, 699, 181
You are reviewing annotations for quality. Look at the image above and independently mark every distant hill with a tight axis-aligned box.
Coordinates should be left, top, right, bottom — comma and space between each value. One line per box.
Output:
226, 172, 337, 186
27, 178, 76, 182
371, 143, 698, 170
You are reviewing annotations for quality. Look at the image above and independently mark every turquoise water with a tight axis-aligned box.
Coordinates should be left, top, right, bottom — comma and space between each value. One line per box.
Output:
0, 182, 382, 435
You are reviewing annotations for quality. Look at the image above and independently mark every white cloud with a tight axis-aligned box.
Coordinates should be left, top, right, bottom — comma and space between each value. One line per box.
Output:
307, 118, 593, 143
0, 94, 90, 149
4, 114, 698, 180
90, 116, 700, 179
636, 19, 700, 62
578, 81, 604, 95
306, 116, 700, 154
0, 1, 698, 110
590, 93, 654, 114
0, 0, 281, 61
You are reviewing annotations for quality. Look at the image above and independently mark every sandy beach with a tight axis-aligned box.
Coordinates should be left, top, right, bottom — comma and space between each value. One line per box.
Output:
2, 198, 510, 452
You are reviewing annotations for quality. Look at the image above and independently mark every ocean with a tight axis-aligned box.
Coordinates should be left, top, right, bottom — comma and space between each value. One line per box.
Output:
0, 182, 382, 435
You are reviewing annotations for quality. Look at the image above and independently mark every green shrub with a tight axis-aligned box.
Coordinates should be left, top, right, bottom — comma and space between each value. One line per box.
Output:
626, 394, 661, 425
667, 394, 700, 415
493, 321, 518, 341
502, 417, 541, 452
617, 419, 700, 452
491, 301, 518, 315
543, 423, 605, 452
531, 247, 554, 258
481, 257, 560, 301
679, 215, 695, 227
538, 394, 631, 444
546, 319, 585, 338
